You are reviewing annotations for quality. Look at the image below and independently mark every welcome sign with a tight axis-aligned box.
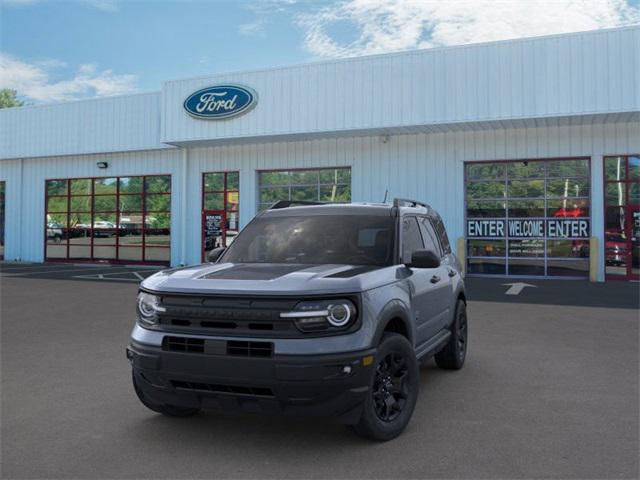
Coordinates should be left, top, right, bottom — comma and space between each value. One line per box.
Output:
467, 219, 590, 238
184, 85, 257, 120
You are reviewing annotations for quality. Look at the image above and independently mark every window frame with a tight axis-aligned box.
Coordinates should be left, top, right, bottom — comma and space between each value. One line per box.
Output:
256, 167, 351, 211
201, 171, 240, 261
464, 157, 592, 278
603, 154, 640, 281
44, 174, 171, 265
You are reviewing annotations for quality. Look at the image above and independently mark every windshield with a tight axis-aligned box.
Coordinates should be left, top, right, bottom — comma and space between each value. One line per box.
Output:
221, 215, 396, 266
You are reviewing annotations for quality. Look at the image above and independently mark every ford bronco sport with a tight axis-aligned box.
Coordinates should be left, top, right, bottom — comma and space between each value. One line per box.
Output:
127, 198, 467, 440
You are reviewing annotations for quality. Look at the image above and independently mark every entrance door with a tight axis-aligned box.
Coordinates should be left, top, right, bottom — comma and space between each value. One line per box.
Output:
604, 155, 639, 280
201, 172, 239, 261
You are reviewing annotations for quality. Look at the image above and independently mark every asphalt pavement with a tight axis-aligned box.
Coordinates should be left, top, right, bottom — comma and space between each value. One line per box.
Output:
1, 263, 638, 479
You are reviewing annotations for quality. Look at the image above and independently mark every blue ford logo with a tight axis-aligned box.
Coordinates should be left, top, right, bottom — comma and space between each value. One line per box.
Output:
183, 84, 257, 120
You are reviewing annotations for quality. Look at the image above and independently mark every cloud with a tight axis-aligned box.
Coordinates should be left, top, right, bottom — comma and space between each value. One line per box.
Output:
297, 0, 640, 58
0, 53, 138, 102
239, 19, 266, 36
82, 0, 118, 12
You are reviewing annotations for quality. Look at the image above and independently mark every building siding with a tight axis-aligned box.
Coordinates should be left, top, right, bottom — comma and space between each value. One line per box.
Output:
161, 27, 639, 145
4, 121, 636, 281
0, 92, 168, 160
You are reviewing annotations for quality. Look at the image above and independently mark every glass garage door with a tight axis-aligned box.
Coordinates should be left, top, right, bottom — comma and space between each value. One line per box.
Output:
604, 155, 639, 280
465, 158, 591, 277
257, 167, 351, 211
45, 175, 171, 264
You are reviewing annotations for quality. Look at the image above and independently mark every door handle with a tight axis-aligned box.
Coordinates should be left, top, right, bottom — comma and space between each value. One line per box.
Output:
430, 275, 441, 284
448, 269, 457, 278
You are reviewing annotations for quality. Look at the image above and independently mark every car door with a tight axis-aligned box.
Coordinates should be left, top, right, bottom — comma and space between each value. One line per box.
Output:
401, 216, 445, 346
418, 216, 454, 334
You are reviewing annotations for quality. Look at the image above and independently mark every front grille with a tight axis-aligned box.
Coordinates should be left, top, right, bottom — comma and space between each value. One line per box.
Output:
162, 336, 273, 357
162, 336, 204, 353
171, 380, 274, 397
156, 295, 300, 337
227, 340, 273, 357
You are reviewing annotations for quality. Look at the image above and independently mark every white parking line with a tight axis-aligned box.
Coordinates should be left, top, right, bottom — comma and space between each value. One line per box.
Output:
71, 270, 151, 282
0, 266, 136, 276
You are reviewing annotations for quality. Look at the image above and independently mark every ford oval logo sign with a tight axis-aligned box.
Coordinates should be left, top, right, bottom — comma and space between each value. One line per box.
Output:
183, 85, 257, 120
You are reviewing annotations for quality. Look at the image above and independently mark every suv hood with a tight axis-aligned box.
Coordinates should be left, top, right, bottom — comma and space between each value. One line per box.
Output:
141, 262, 398, 295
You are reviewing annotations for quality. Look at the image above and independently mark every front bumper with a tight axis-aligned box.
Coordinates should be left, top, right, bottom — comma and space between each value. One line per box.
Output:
128, 339, 376, 424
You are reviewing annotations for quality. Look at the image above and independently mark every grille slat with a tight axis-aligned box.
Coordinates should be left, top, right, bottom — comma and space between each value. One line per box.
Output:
171, 380, 274, 397
162, 336, 273, 358
162, 336, 204, 353
227, 340, 273, 357
156, 295, 300, 338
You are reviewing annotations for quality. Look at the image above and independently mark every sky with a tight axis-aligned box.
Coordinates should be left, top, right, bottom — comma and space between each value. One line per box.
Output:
1, 0, 639, 104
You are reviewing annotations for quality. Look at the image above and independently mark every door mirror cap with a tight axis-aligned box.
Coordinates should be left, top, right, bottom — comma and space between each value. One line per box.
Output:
406, 249, 440, 269
208, 247, 226, 263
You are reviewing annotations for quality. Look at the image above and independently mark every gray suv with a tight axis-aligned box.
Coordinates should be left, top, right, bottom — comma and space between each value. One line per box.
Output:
127, 199, 467, 440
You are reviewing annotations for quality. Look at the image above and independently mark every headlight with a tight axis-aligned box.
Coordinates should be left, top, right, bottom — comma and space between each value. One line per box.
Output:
136, 292, 164, 327
280, 299, 357, 333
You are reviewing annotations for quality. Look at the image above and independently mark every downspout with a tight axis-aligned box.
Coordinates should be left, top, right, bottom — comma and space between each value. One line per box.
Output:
180, 148, 188, 266
18, 158, 24, 262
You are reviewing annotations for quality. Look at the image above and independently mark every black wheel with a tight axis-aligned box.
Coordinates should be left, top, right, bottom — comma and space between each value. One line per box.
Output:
351, 333, 419, 441
435, 299, 468, 370
132, 371, 200, 417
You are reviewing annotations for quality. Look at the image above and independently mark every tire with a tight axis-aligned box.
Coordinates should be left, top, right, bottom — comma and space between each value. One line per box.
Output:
132, 371, 200, 418
351, 333, 420, 441
435, 299, 468, 370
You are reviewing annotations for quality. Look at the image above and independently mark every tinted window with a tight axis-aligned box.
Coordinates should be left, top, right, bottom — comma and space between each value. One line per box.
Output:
222, 215, 395, 266
402, 217, 424, 263
418, 217, 440, 256
433, 217, 451, 254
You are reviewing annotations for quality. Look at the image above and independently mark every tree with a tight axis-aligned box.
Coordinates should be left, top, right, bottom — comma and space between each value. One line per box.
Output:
0, 89, 24, 109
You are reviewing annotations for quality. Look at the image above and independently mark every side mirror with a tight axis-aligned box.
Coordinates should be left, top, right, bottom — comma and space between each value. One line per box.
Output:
406, 249, 440, 269
208, 247, 226, 263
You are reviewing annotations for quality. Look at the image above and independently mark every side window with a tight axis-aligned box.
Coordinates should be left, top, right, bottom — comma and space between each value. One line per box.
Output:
402, 217, 424, 263
433, 217, 451, 254
419, 217, 441, 256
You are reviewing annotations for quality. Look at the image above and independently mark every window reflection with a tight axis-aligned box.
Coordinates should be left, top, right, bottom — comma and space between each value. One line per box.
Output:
465, 158, 591, 277
258, 168, 351, 207
45, 175, 171, 263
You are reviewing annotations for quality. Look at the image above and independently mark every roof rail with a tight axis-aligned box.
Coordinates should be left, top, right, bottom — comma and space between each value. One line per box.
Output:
269, 200, 326, 209
393, 198, 430, 209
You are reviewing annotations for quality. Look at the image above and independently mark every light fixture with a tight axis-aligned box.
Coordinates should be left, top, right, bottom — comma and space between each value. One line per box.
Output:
97, 161, 109, 169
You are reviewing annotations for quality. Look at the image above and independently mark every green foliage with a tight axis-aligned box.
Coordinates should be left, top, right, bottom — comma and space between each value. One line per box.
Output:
0, 89, 24, 109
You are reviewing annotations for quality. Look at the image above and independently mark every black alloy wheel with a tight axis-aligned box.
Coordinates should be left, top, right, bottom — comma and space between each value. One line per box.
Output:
372, 352, 410, 422
351, 333, 419, 441
456, 307, 467, 362
434, 299, 468, 370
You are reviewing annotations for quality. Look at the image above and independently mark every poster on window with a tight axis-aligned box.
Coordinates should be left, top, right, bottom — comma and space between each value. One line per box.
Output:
204, 214, 223, 251
467, 219, 589, 238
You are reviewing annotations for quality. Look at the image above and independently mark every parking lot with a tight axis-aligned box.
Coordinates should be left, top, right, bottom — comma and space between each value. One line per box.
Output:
1, 262, 638, 479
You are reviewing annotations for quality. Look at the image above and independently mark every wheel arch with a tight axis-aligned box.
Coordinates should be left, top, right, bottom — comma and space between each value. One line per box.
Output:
372, 300, 413, 347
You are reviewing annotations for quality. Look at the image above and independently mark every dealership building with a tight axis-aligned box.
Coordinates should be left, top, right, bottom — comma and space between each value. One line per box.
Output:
0, 26, 638, 281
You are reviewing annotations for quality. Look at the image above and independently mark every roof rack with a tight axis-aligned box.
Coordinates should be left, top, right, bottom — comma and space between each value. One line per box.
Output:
269, 200, 327, 209
392, 198, 430, 209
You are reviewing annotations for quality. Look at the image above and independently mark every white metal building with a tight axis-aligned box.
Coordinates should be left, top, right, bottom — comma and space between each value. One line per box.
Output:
1, 27, 638, 281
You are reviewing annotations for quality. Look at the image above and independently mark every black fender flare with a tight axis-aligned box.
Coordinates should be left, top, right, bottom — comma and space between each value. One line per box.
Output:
371, 299, 413, 347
